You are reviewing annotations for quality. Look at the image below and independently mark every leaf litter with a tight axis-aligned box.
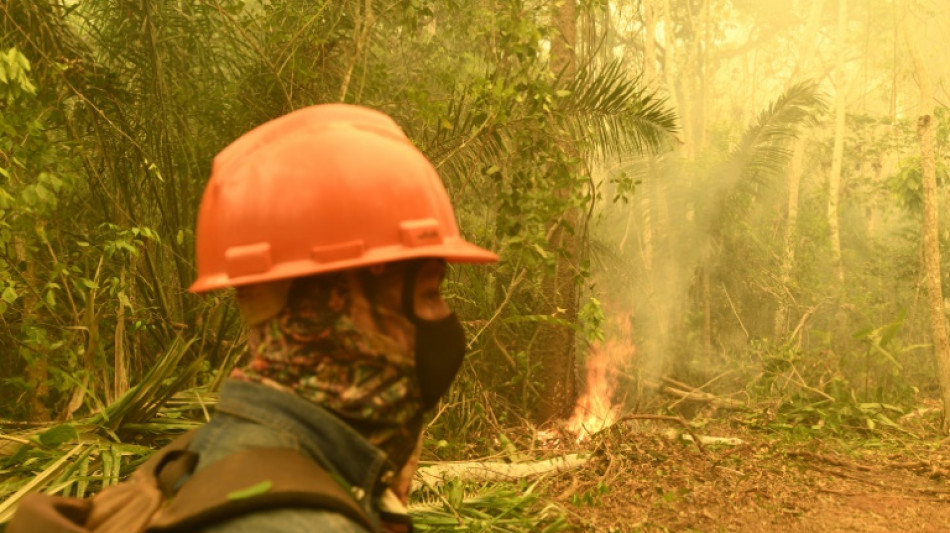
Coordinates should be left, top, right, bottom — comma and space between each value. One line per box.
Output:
4, 390, 950, 532
540, 418, 950, 532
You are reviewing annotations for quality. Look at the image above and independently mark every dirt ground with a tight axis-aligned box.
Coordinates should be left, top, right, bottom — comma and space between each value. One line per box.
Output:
548, 421, 950, 532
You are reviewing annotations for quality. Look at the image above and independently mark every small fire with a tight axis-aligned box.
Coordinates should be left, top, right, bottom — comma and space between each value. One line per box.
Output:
565, 317, 635, 442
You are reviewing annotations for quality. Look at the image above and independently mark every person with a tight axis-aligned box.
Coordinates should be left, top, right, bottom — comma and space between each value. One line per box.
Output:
186, 103, 498, 532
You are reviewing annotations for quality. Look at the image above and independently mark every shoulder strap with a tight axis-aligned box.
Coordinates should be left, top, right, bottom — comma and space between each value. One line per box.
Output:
84, 429, 200, 533
6, 494, 91, 533
6, 430, 200, 533
146, 447, 377, 533
117, 429, 199, 493
7, 431, 377, 533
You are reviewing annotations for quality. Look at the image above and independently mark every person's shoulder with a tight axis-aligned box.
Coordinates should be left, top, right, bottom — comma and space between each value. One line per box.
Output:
196, 507, 374, 533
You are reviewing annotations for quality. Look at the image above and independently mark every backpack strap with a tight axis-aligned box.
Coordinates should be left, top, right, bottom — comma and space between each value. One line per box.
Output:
82, 429, 200, 533
7, 494, 91, 533
146, 447, 377, 532
7, 430, 201, 533
7, 430, 378, 533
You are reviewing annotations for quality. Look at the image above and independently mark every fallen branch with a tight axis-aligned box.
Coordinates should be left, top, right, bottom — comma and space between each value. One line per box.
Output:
0, 434, 30, 445
607, 414, 708, 455
668, 370, 736, 410
0, 420, 57, 429
661, 428, 745, 446
643, 377, 746, 410
413, 454, 588, 489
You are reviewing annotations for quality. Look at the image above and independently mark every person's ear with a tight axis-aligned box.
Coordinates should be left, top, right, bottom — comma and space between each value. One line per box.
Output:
236, 280, 292, 326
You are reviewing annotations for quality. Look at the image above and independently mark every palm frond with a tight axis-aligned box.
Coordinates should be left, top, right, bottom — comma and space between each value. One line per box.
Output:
560, 60, 679, 160
732, 80, 827, 180
0, 385, 215, 523
418, 61, 679, 205
0, 443, 86, 523
410, 481, 567, 532
90, 335, 201, 432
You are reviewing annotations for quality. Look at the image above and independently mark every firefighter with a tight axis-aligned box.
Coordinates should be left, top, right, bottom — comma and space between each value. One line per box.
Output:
187, 104, 498, 532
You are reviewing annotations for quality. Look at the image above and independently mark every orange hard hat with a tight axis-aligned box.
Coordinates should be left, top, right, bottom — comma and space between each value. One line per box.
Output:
189, 104, 498, 293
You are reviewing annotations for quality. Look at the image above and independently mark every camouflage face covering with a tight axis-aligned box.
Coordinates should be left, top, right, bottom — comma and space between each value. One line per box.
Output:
231, 269, 425, 471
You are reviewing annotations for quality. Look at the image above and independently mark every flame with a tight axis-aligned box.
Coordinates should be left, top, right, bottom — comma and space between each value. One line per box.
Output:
566, 317, 635, 442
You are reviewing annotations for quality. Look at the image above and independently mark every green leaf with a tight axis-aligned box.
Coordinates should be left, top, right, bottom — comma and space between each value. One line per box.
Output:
13, 48, 30, 71
0, 187, 12, 209
875, 414, 899, 428
530, 243, 550, 259
20, 187, 37, 206
34, 183, 52, 203
38, 424, 79, 447
227, 480, 273, 500
2, 286, 17, 304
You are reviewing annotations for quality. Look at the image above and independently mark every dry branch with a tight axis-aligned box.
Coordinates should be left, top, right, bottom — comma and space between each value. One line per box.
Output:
642, 377, 746, 410
413, 454, 588, 489
608, 414, 708, 454
661, 429, 745, 446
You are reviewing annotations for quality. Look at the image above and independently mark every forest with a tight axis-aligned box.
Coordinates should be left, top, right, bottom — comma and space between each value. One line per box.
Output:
1, 0, 950, 531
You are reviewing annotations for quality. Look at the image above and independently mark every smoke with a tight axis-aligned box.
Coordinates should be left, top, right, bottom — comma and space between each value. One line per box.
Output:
588, 148, 756, 402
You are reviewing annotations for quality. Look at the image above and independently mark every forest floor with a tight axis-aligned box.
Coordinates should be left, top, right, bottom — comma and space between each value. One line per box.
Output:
547, 418, 950, 532
4, 393, 950, 533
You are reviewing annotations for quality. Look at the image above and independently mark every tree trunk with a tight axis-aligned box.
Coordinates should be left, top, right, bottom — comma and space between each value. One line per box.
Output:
661, 0, 679, 114
788, 0, 825, 82
639, 0, 658, 275
16, 236, 50, 422
775, 141, 805, 336
702, 267, 712, 359
698, 0, 710, 152
827, 0, 847, 283
776, 0, 824, 336
537, 0, 579, 423
643, 0, 657, 85
905, 15, 950, 431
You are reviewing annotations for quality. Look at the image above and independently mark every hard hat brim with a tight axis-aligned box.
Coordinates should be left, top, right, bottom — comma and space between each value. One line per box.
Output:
189, 239, 498, 293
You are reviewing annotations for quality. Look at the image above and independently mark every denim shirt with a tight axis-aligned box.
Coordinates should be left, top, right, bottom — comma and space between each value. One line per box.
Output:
187, 379, 394, 532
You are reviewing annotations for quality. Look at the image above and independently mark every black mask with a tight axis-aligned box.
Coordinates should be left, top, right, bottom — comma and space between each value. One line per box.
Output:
402, 261, 467, 410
